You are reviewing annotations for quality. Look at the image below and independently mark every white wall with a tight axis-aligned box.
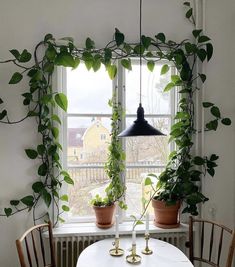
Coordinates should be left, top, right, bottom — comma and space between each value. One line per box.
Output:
0, 0, 234, 266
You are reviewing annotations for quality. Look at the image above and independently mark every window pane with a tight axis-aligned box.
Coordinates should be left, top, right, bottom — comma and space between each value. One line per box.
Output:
67, 116, 112, 217
125, 166, 165, 217
68, 166, 109, 217
67, 117, 111, 165
67, 64, 112, 114
125, 117, 171, 165
126, 62, 171, 115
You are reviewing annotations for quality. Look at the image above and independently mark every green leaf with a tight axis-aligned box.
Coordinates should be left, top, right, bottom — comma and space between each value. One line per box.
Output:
121, 59, 132, 70
197, 49, 207, 62
206, 43, 213, 61
52, 127, 59, 139
160, 64, 169, 75
193, 156, 205, 165
37, 145, 46, 155
211, 106, 221, 118
144, 177, 153, 186
38, 163, 48, 176
92, 59, 101, 72
19, 49, 32, 63
198, 35, 211, 43
62, 205, 70, 212
199, 74, 207, 83
64, 176, 74, 185
32, 182, 44, 193
147, 61, 155, 72
0, 98, 3, 104
107, 64, 117, 80
54, 52, 75, 67
51, 114, 61, 124
164, 82, 175, 92
206, 120, 218, 131
115, 28, 125, 46
183, 2, 190, 6
41, 189, 51, 207
141, 35, 151, 49
44, 33, 54, 42
85, 37, 95, 49
192, 29, 202, 38
0, 110, 7, 120
134, 44, 145, 55
207, 168, 215, 177
61, 170, 71, 177
21, 195, 34, 207
221, 118, 231, 126
58, 216, 65, 223
45, 46, 57, 61
9, 49, 20, 59
4, 208, 12, 217
171, 75, 181, 84
25, 149, 38, 159
210, 154, 219, 161
55, 93, 68, 112
155, 33, 166, 43
203, 102, 214, 108
136, 220, 144, 225
186, 8, 193, 19
9, 72, 23, 84
60, 194, 69, 202
10, 200, 20, 206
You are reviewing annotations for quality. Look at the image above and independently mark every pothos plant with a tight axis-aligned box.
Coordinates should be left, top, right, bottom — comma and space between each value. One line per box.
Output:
0, 1, 231, 225
90, 95, 126, 209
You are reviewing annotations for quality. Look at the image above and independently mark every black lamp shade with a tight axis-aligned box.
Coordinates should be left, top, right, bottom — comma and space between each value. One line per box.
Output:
118, 104, 165, 137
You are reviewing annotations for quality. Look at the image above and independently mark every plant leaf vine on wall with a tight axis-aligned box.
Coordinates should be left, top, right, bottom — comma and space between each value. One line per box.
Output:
0, 1, 231, 225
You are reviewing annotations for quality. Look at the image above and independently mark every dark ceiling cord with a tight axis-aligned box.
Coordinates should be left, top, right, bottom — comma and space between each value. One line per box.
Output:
139, 0, 142, 104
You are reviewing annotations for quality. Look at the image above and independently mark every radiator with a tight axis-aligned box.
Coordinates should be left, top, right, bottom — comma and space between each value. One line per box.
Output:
53, 232, 187, 267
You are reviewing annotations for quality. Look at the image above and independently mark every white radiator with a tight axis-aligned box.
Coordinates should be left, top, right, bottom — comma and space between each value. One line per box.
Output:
53, 232, 187, 267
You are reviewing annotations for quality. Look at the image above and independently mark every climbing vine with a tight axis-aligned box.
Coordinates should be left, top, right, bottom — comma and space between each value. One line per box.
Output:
0, 1, 231, 224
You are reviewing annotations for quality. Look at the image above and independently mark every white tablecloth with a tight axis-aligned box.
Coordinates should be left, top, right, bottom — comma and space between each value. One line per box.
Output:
76, 237, 193, 267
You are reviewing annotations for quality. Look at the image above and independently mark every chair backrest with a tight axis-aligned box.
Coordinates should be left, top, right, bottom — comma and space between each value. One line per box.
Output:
16, 221, 56, 267
188, 216, 235, 267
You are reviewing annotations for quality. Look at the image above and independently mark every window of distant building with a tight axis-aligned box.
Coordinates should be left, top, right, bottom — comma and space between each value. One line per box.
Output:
62, 60, 176, 222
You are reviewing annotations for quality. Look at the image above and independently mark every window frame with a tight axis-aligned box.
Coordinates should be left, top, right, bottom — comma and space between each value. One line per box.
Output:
58, 59, 177, 223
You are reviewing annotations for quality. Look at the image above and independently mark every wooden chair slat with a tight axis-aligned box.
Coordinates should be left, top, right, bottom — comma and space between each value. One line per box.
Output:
217, 228, 224, 265
31, 231, 39, 267
39, 227, 46, 266
209, 223, 214, 261
200, 220, 205, 258
25, 236, 33, 267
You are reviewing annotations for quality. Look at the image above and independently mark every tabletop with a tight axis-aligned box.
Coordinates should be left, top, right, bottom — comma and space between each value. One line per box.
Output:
76, 237, 193, 267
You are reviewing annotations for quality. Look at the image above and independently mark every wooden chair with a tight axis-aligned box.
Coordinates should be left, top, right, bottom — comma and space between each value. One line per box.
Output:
188, 216, 235, 267
16, 221, 56, 267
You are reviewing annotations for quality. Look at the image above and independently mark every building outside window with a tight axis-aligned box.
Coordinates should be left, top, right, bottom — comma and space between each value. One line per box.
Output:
62, 60, 175, 222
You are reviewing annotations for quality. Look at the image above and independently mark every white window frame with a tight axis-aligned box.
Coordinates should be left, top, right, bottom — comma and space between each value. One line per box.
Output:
58, 59, 177, 223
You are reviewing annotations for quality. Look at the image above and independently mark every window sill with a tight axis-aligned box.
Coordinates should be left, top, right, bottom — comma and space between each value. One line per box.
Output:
52, 221, 189, 238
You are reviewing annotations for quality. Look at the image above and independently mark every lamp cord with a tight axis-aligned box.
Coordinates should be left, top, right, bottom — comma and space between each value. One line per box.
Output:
139, 0, 142, 105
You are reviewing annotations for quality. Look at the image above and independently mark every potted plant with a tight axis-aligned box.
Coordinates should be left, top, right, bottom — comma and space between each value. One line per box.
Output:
90, 95, 126, 228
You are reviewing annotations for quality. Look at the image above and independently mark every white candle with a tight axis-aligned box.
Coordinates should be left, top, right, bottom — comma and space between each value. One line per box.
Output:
115, 214, 119, 238
145, 212, 149, 235
132, 230, 136, 245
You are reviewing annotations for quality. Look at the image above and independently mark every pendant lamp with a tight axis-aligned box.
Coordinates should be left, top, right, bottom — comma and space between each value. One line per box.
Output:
118, 0, 165, 137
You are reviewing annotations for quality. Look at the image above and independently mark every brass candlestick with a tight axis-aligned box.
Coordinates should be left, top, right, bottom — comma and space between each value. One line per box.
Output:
126, 244, 141, 264
142, 234, 153, 255
109, 237, 124, 256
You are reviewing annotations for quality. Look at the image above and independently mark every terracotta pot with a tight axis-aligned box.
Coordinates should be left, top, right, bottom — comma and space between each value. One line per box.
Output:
152, 199, 181, 229
93, 204, 115, 229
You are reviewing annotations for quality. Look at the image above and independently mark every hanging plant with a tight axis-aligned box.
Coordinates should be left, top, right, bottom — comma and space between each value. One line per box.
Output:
0, 1, 231, 225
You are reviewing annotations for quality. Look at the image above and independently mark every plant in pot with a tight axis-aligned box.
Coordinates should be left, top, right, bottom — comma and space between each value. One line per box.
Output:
90, 95, 126, 228
143, 4, 231, 227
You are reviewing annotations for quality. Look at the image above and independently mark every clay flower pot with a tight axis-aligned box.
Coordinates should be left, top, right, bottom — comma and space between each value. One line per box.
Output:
93, 204, 115, 229
152, 198, 181, 229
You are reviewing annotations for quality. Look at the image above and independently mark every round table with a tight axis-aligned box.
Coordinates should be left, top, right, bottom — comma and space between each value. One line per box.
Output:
76, 237, 193, 267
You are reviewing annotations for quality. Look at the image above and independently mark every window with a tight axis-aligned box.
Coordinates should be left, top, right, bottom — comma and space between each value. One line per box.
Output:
63, 60, 175, 222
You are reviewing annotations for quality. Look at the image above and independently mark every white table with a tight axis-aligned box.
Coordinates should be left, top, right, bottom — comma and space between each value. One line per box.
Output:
76, 237, 193, 267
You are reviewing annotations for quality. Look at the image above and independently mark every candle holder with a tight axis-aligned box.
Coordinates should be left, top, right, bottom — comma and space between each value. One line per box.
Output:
141, 234, 153, 255
109, 237, 124, 256
126, 244, 141, 264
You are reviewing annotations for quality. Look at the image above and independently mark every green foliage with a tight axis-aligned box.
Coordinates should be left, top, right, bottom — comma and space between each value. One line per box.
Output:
0, 2, 231, 223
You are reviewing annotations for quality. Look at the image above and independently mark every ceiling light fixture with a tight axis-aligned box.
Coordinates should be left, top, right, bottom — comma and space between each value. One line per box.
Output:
118, 0, 165, 137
